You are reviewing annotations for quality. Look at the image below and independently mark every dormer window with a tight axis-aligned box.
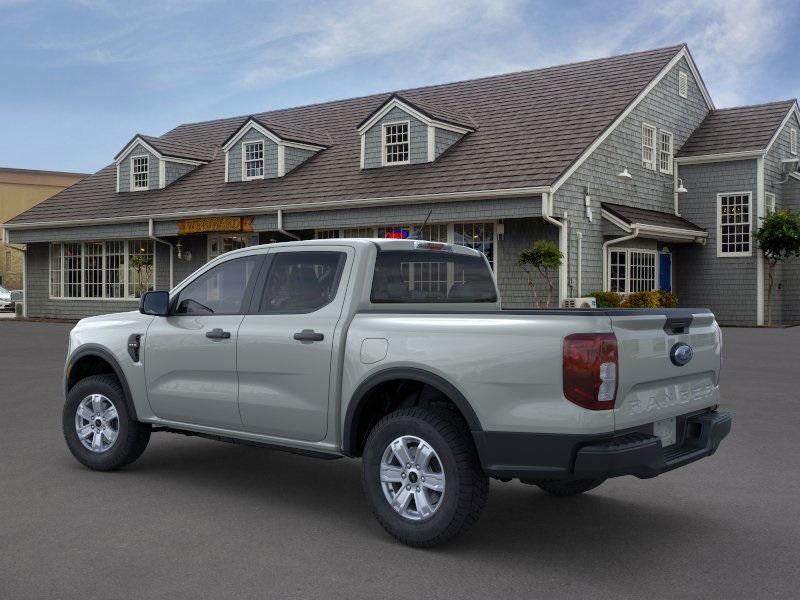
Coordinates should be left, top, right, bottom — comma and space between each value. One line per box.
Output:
243, 141, 265, 179
131, 156, 149, 190
383, 122, 410, 165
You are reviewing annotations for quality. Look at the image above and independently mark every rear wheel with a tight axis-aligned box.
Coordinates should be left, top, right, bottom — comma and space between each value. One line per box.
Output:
63, 374, 151, 471
534, 478, 605, 497
362, 407, 488, 548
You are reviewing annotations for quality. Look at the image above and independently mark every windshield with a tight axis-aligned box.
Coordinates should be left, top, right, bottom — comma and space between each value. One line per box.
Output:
0, 285, 9, 294
371, 250, 497, 303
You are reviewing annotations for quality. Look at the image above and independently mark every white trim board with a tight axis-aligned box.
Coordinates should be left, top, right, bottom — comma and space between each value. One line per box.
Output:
763, 103, 800, 156
675, 150, 764, 165
221, 119, 327, 153
600, 208, 707, 242
356, 96, 474, 136
115, 135, 207, 167
552, 46, 714, 193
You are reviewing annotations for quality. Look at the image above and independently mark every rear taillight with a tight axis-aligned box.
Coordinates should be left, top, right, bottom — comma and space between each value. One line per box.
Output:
563, 333, 618, 410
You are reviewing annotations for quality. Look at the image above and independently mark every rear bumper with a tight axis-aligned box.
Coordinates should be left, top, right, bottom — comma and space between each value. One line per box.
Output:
473, 410, 731, 481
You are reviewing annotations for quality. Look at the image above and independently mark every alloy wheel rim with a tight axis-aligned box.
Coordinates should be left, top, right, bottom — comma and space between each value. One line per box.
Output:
75, 394, 119, 453
379, 435, 446, 521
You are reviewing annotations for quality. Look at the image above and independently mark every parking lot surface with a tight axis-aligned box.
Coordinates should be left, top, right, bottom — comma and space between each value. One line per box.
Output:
1, 321, 798, 599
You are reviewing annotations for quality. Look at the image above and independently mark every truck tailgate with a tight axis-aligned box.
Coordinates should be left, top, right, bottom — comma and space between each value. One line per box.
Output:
610, 310, 721, 432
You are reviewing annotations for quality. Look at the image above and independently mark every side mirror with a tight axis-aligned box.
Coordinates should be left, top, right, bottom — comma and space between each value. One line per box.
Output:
140, 290, 170, 316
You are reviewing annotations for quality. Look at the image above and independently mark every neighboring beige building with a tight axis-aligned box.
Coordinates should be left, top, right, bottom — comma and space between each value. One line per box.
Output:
0, 167, 87, 289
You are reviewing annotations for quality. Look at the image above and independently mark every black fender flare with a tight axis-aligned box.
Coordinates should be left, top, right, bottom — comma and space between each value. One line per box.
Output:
65, 345, 139, 421
342, 367, 483, 457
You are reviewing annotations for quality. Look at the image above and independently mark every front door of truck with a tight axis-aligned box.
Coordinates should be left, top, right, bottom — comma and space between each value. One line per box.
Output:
236, 246, 352, 442
144, 254, 263, 429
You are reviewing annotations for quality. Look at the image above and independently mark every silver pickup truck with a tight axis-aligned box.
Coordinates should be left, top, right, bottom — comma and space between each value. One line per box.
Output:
63, 238, 731, 547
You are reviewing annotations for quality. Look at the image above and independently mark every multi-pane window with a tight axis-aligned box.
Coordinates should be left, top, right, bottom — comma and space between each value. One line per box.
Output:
49, 240, 154, 299
766, 192, 776, 214
105, 241, 126, 298
718, 193, 752, 256
243, 141, 264, 179
453, 222, 495, 269
608, 249, 657, 293
659, 131, 674, 174
383, 122, 410, 165
678, 70, 688, 98
49, 244, 61, 297
642, 123, 656, 170
791, 128, 797, 155
131, 156, 149, 190
342, 227, 376, 238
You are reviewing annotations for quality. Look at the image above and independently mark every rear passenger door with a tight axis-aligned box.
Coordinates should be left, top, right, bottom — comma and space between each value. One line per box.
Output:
236, 247, 352, 442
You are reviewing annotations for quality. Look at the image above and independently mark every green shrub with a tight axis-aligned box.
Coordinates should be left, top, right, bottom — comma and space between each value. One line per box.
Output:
657, 290, 678, 308
589, 291, 623, 308
623, 291, 661, 308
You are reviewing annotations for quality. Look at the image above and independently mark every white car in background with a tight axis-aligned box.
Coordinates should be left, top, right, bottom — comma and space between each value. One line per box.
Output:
0, 285, 13, 311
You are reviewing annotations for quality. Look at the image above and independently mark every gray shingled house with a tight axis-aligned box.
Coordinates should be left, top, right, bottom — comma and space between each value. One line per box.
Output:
4, 44, 800, 325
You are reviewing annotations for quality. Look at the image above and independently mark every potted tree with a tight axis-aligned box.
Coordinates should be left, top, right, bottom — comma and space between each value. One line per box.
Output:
754, 208, 800, 326
518, 240, 563, 308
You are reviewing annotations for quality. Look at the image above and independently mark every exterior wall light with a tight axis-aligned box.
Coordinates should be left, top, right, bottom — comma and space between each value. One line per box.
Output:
616, 167, 633, 181
676, 178, 688, 194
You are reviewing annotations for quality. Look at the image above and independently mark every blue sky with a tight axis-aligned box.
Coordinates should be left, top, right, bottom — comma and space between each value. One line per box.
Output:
1, 0, 798, 173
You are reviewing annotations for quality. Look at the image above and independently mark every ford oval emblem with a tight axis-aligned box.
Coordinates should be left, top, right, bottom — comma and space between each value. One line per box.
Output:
670, 342, 694, 366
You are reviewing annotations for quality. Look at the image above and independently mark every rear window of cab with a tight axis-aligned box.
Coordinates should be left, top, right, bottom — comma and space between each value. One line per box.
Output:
371, 250, 497, 303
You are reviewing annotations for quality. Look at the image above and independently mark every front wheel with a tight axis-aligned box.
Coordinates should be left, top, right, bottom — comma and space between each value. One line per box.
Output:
361, 407, 489, 548
63, 374, 151, 471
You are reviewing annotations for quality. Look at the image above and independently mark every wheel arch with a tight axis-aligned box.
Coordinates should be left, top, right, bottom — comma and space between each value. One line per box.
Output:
65, 345, 139, 421
342, 367, 483, 458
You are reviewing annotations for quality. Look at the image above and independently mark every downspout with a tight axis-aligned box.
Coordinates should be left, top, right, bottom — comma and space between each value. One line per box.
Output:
148, 219, 174, 289
576, 231, 583, 297
541, 192, 567, 305
602, 228, 639, 291
673, 161, 681, 216
277, 209, 301, 241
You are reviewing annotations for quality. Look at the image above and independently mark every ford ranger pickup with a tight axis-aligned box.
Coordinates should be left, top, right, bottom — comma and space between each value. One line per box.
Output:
62, 238, 731, 547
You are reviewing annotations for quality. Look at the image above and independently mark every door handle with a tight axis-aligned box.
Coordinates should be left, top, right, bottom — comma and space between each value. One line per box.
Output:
206, 328, 231, 340
293, 329, 324, 342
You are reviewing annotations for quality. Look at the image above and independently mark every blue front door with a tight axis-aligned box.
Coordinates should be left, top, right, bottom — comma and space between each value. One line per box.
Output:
659, 253, 672, 292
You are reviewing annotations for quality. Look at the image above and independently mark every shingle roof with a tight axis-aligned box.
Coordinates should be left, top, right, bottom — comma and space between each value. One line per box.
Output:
221, 117, 332, 149
114, 134, 217, 162
677, 100, 796, 157
11, 45, 686, 225
603, 202, 705, 232
356, 93, 475, 130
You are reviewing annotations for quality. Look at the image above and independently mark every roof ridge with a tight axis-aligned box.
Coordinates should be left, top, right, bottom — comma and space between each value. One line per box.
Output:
167, 44, 686, 132
712, 99, 797, 112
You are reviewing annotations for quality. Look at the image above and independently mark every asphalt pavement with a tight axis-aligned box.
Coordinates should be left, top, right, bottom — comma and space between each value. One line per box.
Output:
0, 320, 798, 599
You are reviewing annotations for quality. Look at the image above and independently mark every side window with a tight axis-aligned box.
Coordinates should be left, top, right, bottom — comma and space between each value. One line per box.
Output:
258, 251, 346, 313
175, 256, 261, 315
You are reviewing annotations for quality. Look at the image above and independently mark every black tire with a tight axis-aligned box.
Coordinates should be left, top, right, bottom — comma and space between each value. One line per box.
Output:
63, 374, 151, 471
361, 407, 489, 548
534, 478, 605, 497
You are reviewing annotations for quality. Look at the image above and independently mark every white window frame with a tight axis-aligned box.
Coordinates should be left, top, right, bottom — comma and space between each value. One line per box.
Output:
678, 70, 688, 99
48, 240, 155, 300
658, 130, 674, 174
605, 248, 659, 293
382, 120, 411, 166
242, 140, 265, 180
642, 122, 657, 170
130, 155, 149, 191
790, 127, 797, 155
716, 191, 753, 257
314, 220, 499, 275
766, 192, 776, 214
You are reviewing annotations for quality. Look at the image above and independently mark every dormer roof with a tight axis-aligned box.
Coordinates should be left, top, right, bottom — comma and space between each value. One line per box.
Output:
114, 134, 215, 164
356, 93, 475, 134
221, 116, 330, 151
